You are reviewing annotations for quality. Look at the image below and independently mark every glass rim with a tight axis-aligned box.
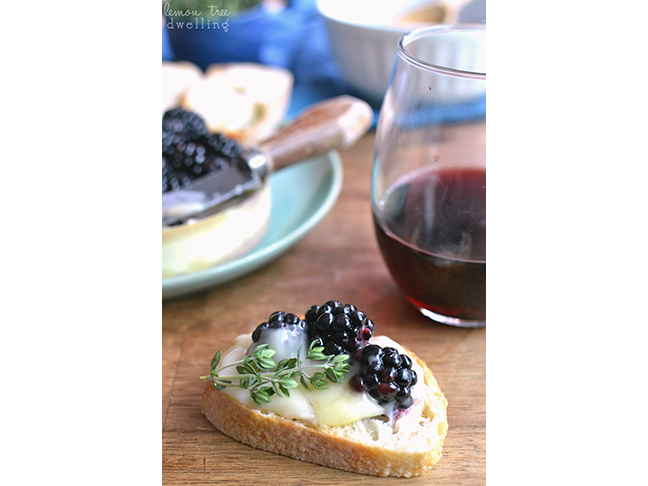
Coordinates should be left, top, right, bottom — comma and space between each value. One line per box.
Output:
398, 24, 486, 80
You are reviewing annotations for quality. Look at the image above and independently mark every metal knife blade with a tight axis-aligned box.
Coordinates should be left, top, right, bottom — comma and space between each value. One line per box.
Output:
162, 153, 264, 226
161, 96, 374, 228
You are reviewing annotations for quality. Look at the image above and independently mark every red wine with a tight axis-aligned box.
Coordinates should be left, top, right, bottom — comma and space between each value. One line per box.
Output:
373, 166, 486, 323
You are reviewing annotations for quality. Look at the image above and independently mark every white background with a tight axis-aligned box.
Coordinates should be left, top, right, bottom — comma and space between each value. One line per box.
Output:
2, 1, 646, 484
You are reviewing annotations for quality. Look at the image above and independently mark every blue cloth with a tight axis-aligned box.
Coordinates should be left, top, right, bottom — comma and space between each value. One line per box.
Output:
162, 1, 368, 117
162, 1, 485, 128
162, 20, 175, 61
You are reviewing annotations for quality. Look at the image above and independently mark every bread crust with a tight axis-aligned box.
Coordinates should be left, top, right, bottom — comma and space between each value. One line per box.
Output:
200, 346, 448, 477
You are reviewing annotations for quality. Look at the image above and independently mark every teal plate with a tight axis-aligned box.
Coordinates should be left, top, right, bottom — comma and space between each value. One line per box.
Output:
162, 151, 343, 300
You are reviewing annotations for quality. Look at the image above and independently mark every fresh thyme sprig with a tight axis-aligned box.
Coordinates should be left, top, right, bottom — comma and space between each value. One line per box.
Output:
200, 341, 351, 405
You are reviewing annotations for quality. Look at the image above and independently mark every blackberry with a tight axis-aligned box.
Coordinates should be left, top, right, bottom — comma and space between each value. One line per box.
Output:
251, 311, 306, 342
161, 109, 243, 193
162, 108, 208, 142
354, 344, 417, 409
305, 301, 375, 357
249, 310, 309, 363
247, 302, 418, 409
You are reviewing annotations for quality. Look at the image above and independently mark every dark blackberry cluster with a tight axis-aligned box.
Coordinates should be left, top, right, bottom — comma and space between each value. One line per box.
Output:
162, 108, 208, 141
351, 344, 417, 409
250, 303, 417, 410
162, 108, 243, 193
304, 301, 375, 357
252, 311, 306, 343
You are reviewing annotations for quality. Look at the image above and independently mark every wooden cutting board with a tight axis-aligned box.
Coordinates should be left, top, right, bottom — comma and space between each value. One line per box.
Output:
162, 133, 485, 485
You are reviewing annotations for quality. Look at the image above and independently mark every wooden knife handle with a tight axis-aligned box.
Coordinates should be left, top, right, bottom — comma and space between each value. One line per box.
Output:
257, 95, 374, 172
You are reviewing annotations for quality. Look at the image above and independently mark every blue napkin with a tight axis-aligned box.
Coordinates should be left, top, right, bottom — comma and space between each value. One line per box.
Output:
162, 0, 485, 128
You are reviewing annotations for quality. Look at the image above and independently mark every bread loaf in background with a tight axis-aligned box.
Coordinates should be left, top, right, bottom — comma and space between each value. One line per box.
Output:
162, 61, 293, 146
162, 61, 203, 113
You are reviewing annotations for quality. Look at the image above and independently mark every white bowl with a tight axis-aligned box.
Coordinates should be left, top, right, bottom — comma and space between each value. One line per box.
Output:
317, 0, 486, 104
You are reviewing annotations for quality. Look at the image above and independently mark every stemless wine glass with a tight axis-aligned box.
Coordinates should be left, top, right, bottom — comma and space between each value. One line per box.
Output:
371, 25, 486, 327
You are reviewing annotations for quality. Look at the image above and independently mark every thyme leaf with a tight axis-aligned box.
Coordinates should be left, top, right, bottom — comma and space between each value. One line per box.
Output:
199, 341, 351, 405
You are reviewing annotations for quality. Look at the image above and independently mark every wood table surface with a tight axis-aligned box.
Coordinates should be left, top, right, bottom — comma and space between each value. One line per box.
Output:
162, 132, 486, 485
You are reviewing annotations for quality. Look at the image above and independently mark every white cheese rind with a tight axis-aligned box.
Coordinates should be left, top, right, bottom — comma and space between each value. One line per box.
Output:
162, 185, 271, 279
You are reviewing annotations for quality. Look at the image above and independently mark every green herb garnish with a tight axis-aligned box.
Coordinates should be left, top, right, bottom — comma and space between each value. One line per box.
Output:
200, 341, 351, 405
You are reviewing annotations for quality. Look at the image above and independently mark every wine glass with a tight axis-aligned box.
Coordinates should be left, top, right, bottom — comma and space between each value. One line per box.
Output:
371, 25, 486, 327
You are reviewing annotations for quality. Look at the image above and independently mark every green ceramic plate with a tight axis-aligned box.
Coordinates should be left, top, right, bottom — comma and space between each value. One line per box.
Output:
162, 151, 343, 300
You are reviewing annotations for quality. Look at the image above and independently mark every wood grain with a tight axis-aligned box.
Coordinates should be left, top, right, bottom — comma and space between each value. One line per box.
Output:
162, 132, 485, 485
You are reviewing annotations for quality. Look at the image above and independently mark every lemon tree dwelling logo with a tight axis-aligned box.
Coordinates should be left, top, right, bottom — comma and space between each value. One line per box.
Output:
164, 2, 230, 32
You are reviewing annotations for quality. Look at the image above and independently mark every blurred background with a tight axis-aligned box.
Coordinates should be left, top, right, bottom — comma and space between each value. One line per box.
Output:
162, 0, 486, 118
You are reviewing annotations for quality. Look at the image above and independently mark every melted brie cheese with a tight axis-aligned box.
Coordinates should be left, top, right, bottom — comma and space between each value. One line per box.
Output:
306, 367, 384, 426
162, 185, 270, 279
217, 332, 420, 428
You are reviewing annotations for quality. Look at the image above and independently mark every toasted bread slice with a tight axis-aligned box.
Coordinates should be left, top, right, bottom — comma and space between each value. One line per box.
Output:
200, 342, 448, 477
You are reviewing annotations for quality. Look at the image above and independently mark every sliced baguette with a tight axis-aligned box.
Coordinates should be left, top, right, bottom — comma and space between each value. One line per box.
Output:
161, 61, 203, 113
200, 343, 448, 477
162, 61, 294, 146
182, 63, 293, 145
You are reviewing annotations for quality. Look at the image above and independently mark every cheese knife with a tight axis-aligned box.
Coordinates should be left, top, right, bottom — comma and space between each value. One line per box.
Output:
162, 95, 373, 226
